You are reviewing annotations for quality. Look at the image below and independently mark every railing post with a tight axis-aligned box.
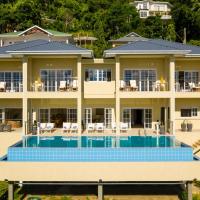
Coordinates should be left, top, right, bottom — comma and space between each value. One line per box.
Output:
8, 182, 14, 200
98, 180, 103, 200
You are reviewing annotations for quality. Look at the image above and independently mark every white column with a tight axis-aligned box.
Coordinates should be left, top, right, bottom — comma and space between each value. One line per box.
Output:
169, 57, 175, 93
22, 57, 28, 135
23, 98, 28, 135
187, 181, 193, 200
77, 56, 82, 136
98, 183, 103, 200
8, 182, 14, 200
22, 56, 28, 92
115, 56, 120, 136
170, 97, 175, 135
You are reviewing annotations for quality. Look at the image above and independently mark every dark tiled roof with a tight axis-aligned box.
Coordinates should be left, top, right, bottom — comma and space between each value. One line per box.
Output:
0, 40, 92, 57
105, 39, 200, 56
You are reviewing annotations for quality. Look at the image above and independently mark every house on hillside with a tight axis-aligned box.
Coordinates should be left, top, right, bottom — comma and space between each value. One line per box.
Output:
0, 25, 73, 47
109, 32, 147, 47
130, 0, 172, 19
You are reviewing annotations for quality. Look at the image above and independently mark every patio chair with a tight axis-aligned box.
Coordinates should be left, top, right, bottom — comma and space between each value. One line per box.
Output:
154, 80, 161, 91
72, 80, 78, 91
96, 123, 104, 133
130, 80, 138, 91
0, 82, 6, 92
39, 123, 46, 133
120, 122, 128, 133
5, 124, 12, 132
45, 123, 54, 133
62, 122, 71, 133
70, 123, 78, 133
189, 82, 195, 91
87, 123, 95, 133
111, 122, 116, 133
120, 80, 125, 91
59, 81, 66, 91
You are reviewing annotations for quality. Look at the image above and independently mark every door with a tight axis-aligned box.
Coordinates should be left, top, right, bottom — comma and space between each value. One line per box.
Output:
123, 109, 131, 128
144, 109, 152, 128
104, 108, 112, 129
84, 108, 92, 128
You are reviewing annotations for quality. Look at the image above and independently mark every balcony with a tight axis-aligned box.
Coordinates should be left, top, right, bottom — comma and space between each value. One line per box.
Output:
84, 81, 115, 98
0, 81, 23, 98
27, 78, 79, 98
119, 80, 170, 98
175, 82, 200, 98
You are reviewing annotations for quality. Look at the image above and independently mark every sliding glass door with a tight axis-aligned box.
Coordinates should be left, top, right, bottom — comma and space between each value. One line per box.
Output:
0, 71, 22, 92
175, 71, 199, 91
124, 69, 156, 91
41, 69, 72, 91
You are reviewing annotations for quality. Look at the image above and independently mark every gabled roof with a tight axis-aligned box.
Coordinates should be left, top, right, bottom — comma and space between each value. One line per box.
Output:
0, 40, 93, 57
0, 25, 71, 37
109, 32, 147, 43
104, 39, 200, 57
133, 0, 173, 8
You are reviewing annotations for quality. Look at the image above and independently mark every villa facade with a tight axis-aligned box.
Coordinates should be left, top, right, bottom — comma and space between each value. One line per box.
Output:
0, 36, 200, 200
0, 39, 200, 136
131, 0, 172, 19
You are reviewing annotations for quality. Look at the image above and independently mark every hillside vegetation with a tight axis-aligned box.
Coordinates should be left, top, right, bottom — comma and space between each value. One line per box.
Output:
0, 0, 200, 56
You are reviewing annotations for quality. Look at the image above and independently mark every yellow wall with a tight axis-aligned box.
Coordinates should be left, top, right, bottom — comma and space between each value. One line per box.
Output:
176, 60, 200, 71
176, 98, 200, 130
0, 99, 22, 107
0, 60, 22, 71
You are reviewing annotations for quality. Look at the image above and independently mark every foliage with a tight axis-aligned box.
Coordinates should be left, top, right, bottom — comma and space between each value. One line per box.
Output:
0, 0, 199, 56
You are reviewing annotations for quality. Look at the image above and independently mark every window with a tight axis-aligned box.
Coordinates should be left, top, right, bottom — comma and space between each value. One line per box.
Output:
0, 71, 22, 92
143, 3, 147, 9
41, 69, 72, 91
181, 108, 198, 117
140, 11, 148, 18
85, 69, 111, 82
175, 71, 199, 91
124, 69, 156, 91
66, 109, 77, 123
5, 108, 22, 121
39, 109, 49, 123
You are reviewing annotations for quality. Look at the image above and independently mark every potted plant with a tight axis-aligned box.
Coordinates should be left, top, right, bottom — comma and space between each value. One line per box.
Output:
181, 120, 187, 132
187, 120, 193, 132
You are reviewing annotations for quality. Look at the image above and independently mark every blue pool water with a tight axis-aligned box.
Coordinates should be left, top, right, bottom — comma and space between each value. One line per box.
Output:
15, 136, 176, 148
7, 136, 193, 162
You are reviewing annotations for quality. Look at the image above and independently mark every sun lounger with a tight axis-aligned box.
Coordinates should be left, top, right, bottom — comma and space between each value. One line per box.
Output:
44, 123, 54, 133
62, 122, 71, 133
39, 123, 46, 133
87, 123, 95, 133
111, 122, 116, 133
96, 123, 104, 132
120, 122, 128, 133
70, 123, 78, 133
0, 82, 6, 92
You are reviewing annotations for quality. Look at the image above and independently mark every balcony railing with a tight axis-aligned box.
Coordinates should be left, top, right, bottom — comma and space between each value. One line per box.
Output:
175, 82, 200, 92
31, 78, 78, 92
120, 80, 168, 92
0, 81, 23, 92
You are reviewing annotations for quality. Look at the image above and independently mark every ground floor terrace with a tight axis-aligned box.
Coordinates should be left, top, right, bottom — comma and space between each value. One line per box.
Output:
0, 98, 200, 135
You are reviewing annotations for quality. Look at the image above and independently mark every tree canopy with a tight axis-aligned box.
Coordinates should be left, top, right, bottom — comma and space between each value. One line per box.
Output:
0, 0, 199, 57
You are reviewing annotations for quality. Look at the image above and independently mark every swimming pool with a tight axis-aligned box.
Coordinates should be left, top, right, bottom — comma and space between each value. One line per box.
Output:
7, 136, 193, 162
16, 136, 176, 148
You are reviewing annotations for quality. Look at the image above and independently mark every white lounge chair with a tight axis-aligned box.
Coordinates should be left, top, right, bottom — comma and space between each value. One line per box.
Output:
96, 123, 104, 132
44, 123, 54, 133
111, 122, 116, 132
130, 80, 138, 91
87, 123, 95, 133
0, 82, 6, 92
72, 80, 78, 91
40, 123, 46, 133
120, 80, 125, 91
59, 81, 66, 91
70, 123, 78, 133
62, 122, 71, 133
189, 82, 195, 91
120, 122, 128, 133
